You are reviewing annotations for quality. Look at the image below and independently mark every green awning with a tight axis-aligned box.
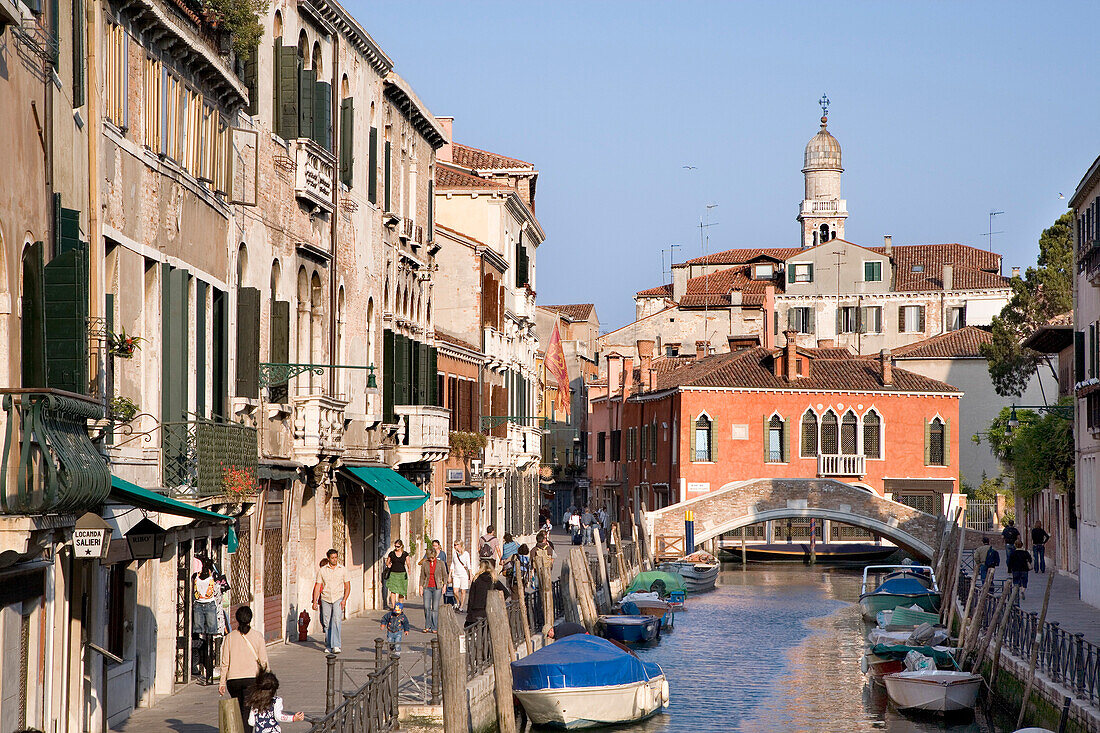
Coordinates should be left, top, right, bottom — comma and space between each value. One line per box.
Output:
109, 476, 231, 523
448, 487, 484, 500
341, 467, 429, 515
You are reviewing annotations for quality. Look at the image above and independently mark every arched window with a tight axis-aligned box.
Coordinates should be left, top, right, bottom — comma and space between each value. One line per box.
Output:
820, 224, 830, 242
273, 10, 282, 39
310, 272, 323, 389
311, 41, 322, 79
801, 409, 818, 457
767, 415, 785, 463
841, 410, 858, 455
927, 417, 946, 466
297, 30, 308, 66
236, 243, 247, 286
862, 410, 881, 459
693, 415, 712, 462
820, 410, 838, 455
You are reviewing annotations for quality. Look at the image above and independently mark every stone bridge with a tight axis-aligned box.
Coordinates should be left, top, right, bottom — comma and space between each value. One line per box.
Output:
645, 478, 944, 560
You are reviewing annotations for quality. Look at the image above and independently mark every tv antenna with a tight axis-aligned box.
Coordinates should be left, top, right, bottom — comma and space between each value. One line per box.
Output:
699, 204, 719, 352
981, 210, 1004, 252
662, 243, 682, 283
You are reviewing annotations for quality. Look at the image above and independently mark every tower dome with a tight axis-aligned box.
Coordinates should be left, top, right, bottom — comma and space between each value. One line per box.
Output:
803, 116, 842, 172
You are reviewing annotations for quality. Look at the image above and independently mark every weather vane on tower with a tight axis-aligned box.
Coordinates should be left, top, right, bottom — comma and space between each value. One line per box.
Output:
819, 93, 830, 120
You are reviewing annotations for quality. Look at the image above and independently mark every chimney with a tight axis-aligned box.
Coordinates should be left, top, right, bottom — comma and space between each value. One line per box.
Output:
436, 116, 454, 163
1011, 266, 1020, 278
636, 339, 655, 391
695, 340, 708, 360
816, 338, 835, 348
607, 354, 623, 398
784, 330, 799, 381
942, 263, 953, 292
880, 349, 893, 386
884, 234, 893, 256
622, 357, 634, 397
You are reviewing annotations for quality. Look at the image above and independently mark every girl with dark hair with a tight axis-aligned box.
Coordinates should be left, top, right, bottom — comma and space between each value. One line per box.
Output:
245, 671, 304, 732
220, 606, 268, 731
192, 557, 220, 684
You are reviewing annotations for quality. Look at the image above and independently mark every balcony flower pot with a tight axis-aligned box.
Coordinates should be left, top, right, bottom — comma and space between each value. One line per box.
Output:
108, 328, 146, 359
221, 464, 257, 499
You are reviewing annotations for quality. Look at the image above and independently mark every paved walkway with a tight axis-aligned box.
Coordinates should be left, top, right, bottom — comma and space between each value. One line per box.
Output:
985, 563, 1100, 642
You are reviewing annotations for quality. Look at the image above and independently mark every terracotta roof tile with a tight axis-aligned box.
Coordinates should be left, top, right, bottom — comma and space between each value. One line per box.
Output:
684, 247, 804, 266
435, 163, 509, 190
678, 266, 779, 308
636, 283, 673, 298
541, 304, 595, 321
434, 330, 482, 353
889, 326, 993, 359
866, 243, 1009, 292
451, 143, 534, 171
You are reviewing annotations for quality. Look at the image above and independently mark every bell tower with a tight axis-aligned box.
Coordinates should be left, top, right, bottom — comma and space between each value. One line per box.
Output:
798, 95, 847, 248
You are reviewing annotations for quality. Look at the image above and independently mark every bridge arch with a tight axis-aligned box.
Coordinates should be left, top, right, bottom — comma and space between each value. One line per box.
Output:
646, 478, 943, 561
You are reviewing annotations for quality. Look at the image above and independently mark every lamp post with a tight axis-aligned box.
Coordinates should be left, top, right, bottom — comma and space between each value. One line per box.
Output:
1005, 403, 1072, 433
125, 518, 167, 560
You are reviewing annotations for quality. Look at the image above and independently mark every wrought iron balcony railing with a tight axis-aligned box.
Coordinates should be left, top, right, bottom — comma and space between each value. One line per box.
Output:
1, 389, 109, 514
162, 415, 258, 497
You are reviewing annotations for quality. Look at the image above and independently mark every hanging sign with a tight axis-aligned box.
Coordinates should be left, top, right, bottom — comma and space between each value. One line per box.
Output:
73, 512, 113, 560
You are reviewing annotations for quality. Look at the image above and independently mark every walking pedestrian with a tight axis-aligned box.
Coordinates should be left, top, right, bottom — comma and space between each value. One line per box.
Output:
418, 548, 447, 632
501, 532, 519, 580
312, 549, 350, 654
478, 525, 501, 567
1007, 539, 1032, 600
581, 506, 594, 545
569, 510, 582, 545
192, 558, 220, 685
451, 540, 472, 611
973, 537, 992, 584
384, 540, 410, 608
1031, 521, 1050, 573
432, 539, 447, 567
600, 506, 611, 544
379, 602, 410, 655
219, 606, 268, 733
464, 561, 511, 628
1002, 520, 1020, 553
244, 671, 304, 732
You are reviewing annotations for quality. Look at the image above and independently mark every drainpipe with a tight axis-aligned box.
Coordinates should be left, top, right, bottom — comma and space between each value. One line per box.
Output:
87, 0, 102, 397
328, 37, 339, 396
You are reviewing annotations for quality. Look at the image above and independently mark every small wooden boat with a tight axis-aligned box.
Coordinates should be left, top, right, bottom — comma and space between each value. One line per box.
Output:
883, 670, 982, 713
512, 635, 670, 728
718, 542, 899, 564
863, 644, 959, 686
859, 565, 941, 621
659, 552, 719, 593
619, 596, 674, 630
597, 615, 660, 644
626, 570, 687, 598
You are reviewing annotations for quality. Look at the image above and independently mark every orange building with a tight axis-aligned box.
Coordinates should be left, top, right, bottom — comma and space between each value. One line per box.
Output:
589, 332, 962, 523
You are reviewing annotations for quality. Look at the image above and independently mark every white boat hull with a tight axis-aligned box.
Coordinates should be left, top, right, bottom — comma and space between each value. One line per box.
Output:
514, 675, 669, 729
883, 671, 982, 713
661, 562, 719, 593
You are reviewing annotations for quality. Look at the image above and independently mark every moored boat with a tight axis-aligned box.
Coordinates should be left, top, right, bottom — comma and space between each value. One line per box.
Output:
660, 551, 719, 593
597, 614, 661, 644
718, 542, 899, 564
619, 596, 674, 630
512, 634, 670, 728
859, 565, 941, 621
882, 670, 982, 713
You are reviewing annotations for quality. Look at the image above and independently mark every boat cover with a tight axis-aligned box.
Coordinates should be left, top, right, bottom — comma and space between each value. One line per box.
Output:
870, 644, 958, 668
870, 577, 935, 596
601, 615, 654, 626
627, 571, 686, 595
511, 635, 663, 691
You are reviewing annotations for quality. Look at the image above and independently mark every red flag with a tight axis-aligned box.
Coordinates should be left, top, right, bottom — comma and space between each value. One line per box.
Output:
546, 321, 571, 420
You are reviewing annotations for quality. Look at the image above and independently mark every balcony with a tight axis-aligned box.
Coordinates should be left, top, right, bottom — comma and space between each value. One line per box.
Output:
292, 394, 348, 460
0, 389, 109, 514
817, 453, 866, 478
483, 327, 510, 369
294, 138, 335, 213
799, 199, 848, 216
394, 405, 450, 465
508, 421, 541, 468
162, 414, 258, 498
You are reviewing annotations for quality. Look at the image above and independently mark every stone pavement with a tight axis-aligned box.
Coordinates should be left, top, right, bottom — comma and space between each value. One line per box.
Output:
993, 565, 1100, 642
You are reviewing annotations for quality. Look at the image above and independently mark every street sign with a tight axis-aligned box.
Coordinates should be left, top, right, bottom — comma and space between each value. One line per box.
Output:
73, 512, 112, 560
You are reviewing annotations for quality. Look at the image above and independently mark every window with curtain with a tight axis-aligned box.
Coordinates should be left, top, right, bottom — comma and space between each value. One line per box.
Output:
820, 411, 838, 455
863, 410, 881, 459
841, 411, 858, 454
801, 410, 818, 457
768, 415, 784, 463
694, 416, 711, 462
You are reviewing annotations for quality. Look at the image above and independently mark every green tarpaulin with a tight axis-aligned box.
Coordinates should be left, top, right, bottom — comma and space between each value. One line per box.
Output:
627, 570, 686, 596
109, 476, 231, 523
448, 487, 484, 500
341, 466, 429, 514
870, 644, 959, 669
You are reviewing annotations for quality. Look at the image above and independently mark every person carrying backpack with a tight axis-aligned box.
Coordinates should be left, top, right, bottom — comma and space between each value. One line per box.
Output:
478, 525, 500, 567
1002, 520, 1020, 552
981, 537, 1000, 584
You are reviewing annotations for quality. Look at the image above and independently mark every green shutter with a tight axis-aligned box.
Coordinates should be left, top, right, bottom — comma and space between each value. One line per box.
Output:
918, 305, 926, 332
368, 126, 378, 204
212, 288, 228, 417
270, 300, 290, 403
161, 266, 190, 423
924, 421, 931, 466
50, 0, 59, 67
943, 419, 951, 466
72, 0, 84, 107
428, 346, 438, 406
21, 242, 46, 388
339, 98, 353, 187
313, 80, 331, 150
277, 46, 299, 139
763, 417, 769, 462
1076, 331, 1086, 383
384, 140, 392, 211
807, 307, 815, 334
383, 329, 395, 422
196, 280, 207, 415
782, 419, 790, 463
394, 333, 408, 405
272, 39, 281, 129
243, 46, 258, 115
806, 263, 814, 283
298, 68, 314, 142
235, 287, 261, 398
56, 202, 80, 255
427, 180, 434, 241
43, 242, 88, 393
689, 417, 697, 462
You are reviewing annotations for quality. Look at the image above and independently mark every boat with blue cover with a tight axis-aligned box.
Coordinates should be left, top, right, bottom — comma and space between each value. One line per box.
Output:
597, 614, 661, 643
858, 565, 941, 621
511, 634, 670, 728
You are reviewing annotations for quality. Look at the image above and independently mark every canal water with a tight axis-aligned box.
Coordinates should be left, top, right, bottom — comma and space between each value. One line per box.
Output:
615, 565, 1014, 733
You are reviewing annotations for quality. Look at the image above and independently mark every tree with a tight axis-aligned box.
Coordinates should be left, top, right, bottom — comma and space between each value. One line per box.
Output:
980, 211, 1074, 396
982, 402, 1074, 498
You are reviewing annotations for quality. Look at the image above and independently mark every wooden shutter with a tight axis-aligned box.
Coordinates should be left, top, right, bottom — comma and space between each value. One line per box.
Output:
44, 242, 88, 393
923, 421, 931, 465
395, 333, 409, 406
368, 127, 378, 204
807, 307, 815, 334
235, 287, 261, 398
898, 306, 906, 333
339, 98, 353, 186
270, 300, 290, 403
242, 46, 258, 115
782, 420, 790, 463
277, 46, 299, 139
383, 329, 395, 422
427, 180, 434, 240
161, 266, 190, 423
196, 281, 207, 415
689, 420, 697, 462
313, 80, 331, 150
917, 305, 926, 332
384, 140, 392, 211
272, 39, 281, 130
298, 68, 314, 142
806, 263, 814, 282
56, 198, 81, 255
212, 288, 228, 417
20, 242, 46, 388
447, 375, 458, 430
429, 346, 439, 405
465, 379, 476, 433
72, 0, 84, 106
762, 416, 769, 462
943, 419, 951, 466
709, 422, 717, 462
1076, 331, 1086, 383
417, 341, 429, 405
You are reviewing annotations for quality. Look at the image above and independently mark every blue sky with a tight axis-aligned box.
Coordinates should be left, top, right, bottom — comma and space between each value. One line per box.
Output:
354, 1, 1095, 330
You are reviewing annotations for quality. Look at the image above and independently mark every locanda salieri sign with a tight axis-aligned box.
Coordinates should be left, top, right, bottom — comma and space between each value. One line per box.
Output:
72, 512, 112, 560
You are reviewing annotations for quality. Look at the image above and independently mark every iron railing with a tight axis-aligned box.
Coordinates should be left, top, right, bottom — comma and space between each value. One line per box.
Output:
964, 500, 998, 531
958, 571, 1100, 707
162, 414, 258, 497
464, 617, 491, 678
308, 653, 399, 733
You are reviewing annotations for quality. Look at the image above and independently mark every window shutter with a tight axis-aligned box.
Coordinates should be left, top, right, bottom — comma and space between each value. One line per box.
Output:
709, 423, 717, 462
782, 419, 790, 462
465, 378, 476, 432
898, 306, 906, 333
384, 140, 392, 211
21, 243, 47, 388
44, 241, 88, 393
235, 287, 261, 398
270, 300, 290, 402
1091, 326, 1096, 379
1076, 331, 1086, 383
313, 80, 331, 150
72, 0, 84, 107
689, 419, 697, 462
807, 307, 815, 334
212, 289, 228, 417
924, 421, 931, 465
195, 282, 206, 415
298, 68, 314, 142
161, 266, 190, 423
806, 263, 814, 282
787, 308, 796, 330
428, 180, 434, 241
368, 127, 378, 204
762, 416, 769, 462
243, 46, 258, 115
57, 205, 81, 255
918, 305, 926, 333
429, 346, 439, 406
855, 306, 863, 333
339, 98, 353, 186
835, 307, 842, 335
419, 341, 430, 405
50, 0, 58, 67
944, 419, 951, 466
773, 310, 779, 336
277, 46, 299, 140
383, 329, 395, 422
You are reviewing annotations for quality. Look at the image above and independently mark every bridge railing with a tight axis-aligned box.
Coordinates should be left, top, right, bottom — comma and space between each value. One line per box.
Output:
654, 535, 684, 561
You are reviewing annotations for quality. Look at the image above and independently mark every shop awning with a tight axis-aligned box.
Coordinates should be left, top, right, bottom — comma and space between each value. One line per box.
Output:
341, 467, 429, 515
109, 476, 232, 523
448, 487, 484, 500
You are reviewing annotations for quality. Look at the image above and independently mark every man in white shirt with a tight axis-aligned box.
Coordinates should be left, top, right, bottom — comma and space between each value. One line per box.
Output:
312, 549, 351, 653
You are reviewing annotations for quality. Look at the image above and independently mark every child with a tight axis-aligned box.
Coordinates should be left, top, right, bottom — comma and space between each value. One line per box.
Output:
380, 602, 410, 655
245, 671, 304, 732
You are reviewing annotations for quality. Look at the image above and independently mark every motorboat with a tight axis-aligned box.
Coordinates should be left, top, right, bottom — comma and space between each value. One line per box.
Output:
511, 634, 670, 728
859, 565, 941, 621
626, 570, 687, 598
659, 551, 719, 593
596, 614, 661, 644
883, 670, 983, 713
719, 542, 899, 564
619, 596, 674, 630
863, 644, 958, 685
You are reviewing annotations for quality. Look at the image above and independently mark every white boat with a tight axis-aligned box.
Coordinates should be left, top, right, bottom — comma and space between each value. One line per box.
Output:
660, 552, 720, 593
883, 670, 983, 713
514, 676, 670, 728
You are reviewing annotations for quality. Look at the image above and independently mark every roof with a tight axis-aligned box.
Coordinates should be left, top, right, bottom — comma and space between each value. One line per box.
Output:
540, 304, 595, 322
434, 329, 482, 353
683, 247, 804, 266
435, 163, 510, 190
866, 243, 1008, 292
636, 283, 673, 298
679, 266, 777, 308
383, 72, 447, 149
647, 347, 959, 394
1022, 311, 1074, 353
451, 143, 534, 171
889, 326, 993, 359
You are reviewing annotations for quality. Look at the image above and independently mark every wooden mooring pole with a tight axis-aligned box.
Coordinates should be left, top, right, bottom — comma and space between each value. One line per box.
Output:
486, 590, 517, 733
593, 525, 612, 612
1016, 570, 1057, 730
437, 605, 468, 733
536, 550, 554, 635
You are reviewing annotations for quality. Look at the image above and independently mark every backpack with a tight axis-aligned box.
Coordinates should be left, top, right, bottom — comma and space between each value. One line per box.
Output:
986, 548, 1000, 568
479, 536, 494, 560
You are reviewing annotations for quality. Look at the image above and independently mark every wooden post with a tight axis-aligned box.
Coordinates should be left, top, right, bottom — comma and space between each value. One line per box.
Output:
536, 552, 554, 635
984, 586, 1017, 687
958, 570, 979, 645
637, 503, 653, 570
741, 537, 747, 566
568, 548, 596, 630
611, 523, 629, 593
486, 590, 518, 733
935, 508, 961, 583
513, 570, 533, 656
559, 562, 580, 625
630, 509, 642, 570
592, 526, 612, 612
972, 585, 1014, 673
944, 525, 967, 633
961, 572, 994, 657
438, 606, 468, 733
1016, 570, 1057, 729
931, 513, 948, 570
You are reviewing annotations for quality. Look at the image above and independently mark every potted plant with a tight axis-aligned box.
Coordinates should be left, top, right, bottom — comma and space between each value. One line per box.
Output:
108, 327, 146, 359
109, 396, 140, 422
221, 463, 257, 499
